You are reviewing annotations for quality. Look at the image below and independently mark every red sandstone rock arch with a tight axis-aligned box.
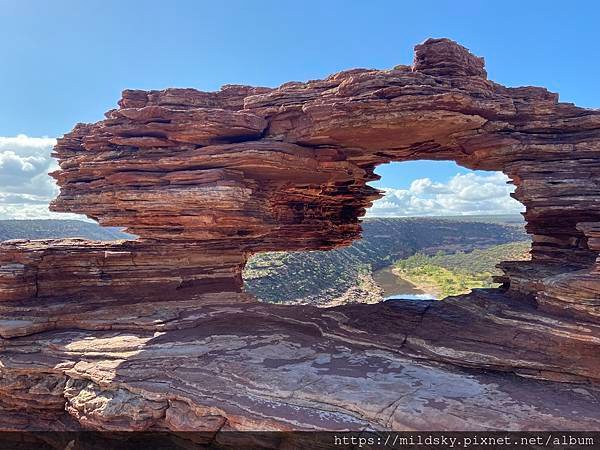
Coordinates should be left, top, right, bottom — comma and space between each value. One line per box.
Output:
1, 38, 598, 325
1, 41, 600, 430
36, 39, 597, 321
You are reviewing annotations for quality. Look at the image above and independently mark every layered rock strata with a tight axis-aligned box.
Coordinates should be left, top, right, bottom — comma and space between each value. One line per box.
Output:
2, 298, 600, 433
0, 239, 247, 304
47, 40, 600, 312
1, 38, 600, 432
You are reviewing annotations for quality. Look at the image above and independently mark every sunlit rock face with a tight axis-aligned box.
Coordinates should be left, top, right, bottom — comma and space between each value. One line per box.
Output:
1, 39, 600, 433
48, 38, 600, 312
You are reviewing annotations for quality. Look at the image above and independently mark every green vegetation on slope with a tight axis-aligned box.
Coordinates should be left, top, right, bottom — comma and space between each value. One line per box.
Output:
243, 251, 371, 302
244, 217, 528, 304
394, 241, 531, 298
3, 218, 530, 305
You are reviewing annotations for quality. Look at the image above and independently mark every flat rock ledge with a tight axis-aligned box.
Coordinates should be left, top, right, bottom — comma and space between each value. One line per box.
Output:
1, 294, 599, 432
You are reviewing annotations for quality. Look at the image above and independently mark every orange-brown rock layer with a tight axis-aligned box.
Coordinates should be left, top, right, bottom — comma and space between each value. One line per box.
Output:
47, 39, 600, 315
0, 239, 247, 304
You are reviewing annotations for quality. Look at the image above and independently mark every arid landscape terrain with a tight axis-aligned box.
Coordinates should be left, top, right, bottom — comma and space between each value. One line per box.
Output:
244, 216, 528, 305
2, 216, 529, 307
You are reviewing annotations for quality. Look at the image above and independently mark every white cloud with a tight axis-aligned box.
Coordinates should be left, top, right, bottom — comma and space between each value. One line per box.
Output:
0, 135, 87, 220
367, 172, 524, 217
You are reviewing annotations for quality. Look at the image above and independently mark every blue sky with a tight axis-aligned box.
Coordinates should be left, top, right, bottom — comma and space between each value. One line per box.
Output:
1, 0, 598, 218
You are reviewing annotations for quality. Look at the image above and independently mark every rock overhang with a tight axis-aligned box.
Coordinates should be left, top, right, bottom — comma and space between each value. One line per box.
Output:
42, 39, 600, 311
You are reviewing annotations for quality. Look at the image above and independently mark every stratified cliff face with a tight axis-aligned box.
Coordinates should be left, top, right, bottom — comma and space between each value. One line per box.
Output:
1, 39, 600, 433
49, 40, 600, 309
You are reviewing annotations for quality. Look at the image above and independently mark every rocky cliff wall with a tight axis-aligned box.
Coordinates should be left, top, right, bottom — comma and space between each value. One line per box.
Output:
47, 39, 600, 309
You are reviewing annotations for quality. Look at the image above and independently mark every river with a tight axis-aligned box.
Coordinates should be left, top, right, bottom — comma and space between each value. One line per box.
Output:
372, 266, 437, 300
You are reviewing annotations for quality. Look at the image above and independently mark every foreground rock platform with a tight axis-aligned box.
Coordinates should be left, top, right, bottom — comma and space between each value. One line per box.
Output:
1, 38, 600, 431
2, 298, 599, 431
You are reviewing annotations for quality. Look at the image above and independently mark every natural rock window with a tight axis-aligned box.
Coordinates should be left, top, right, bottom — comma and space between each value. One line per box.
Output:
243, 161, 530, 306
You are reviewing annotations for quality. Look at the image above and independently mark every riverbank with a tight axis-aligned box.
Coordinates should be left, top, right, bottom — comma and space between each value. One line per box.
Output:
373, 266, 439, 300
392, 266, 457, 299
243, 219, 528, 306
392, 242, 531, 299
322, 270, 384, 307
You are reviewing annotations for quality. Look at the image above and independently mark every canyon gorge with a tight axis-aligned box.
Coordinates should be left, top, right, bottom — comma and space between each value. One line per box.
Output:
1, 38, 599, 440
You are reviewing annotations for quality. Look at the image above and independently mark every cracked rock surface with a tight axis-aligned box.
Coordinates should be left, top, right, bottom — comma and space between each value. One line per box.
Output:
2, 301, 600, 431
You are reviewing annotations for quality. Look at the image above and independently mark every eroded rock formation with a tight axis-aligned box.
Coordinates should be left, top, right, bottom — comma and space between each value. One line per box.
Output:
1, 38, 599, 434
